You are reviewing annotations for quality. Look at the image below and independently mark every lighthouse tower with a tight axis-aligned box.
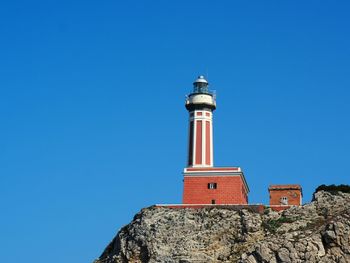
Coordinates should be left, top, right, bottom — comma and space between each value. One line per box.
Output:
183, 76, 249, 205
185, 76, 215, 167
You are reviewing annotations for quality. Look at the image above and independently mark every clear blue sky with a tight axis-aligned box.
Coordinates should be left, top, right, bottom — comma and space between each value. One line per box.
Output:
1, 1, 350, 262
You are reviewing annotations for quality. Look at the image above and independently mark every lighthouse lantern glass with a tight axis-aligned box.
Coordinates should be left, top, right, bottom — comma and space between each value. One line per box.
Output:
193, 82, 209, 94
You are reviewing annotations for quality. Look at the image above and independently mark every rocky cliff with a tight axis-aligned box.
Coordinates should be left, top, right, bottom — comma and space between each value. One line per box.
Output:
95, 191, 350, 263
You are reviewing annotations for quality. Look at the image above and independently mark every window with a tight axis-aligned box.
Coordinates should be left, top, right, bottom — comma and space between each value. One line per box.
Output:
211, 199, 216, 204
280, 196, 288, 205
208, 183, 217, 189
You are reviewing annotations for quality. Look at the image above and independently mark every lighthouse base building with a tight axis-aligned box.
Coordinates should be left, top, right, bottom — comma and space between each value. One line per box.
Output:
183, 167, 249, 204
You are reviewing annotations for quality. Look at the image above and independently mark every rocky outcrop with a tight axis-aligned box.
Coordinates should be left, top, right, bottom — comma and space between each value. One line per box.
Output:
95, 191, 350, 263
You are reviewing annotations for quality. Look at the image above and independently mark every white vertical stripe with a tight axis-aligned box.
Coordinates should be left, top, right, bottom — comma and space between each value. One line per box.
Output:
192, 113, 197, 167
202, 117, 205, 166
187, 115, 190, 166
210, 117, 214, 166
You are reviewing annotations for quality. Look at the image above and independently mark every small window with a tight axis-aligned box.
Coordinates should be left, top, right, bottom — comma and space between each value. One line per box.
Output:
280, 196, 288, 205
211, 199, 216, 204
208, 183, 217, 189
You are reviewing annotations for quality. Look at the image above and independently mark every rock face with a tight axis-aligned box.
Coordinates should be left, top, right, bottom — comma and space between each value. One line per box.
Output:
95, 191, 350, 263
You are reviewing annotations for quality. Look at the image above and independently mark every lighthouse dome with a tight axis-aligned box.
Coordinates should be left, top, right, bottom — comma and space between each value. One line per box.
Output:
193, 75, 208, 85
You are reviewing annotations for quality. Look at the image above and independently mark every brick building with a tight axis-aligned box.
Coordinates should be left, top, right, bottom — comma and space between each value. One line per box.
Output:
182, 76, 249, 205
269, 184, 302, 208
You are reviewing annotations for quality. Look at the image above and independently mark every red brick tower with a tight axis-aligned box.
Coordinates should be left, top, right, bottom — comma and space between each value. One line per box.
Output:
183, 76, 249, 205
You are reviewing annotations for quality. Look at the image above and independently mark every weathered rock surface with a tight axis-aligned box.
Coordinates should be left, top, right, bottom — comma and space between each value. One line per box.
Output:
94, 191, 350, 263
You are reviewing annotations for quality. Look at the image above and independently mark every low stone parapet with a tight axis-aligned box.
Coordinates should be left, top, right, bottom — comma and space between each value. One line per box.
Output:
155, 204, 265, 214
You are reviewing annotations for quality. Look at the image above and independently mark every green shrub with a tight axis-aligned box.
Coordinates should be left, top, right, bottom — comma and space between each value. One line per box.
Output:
315, 184, 350, 195
262, 216, 295, 233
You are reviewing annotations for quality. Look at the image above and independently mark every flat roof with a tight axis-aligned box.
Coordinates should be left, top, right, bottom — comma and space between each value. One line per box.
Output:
268, 184, 302, 190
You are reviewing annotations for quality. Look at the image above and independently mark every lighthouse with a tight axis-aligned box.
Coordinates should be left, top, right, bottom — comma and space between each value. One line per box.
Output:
183, 76, 249, 205
185, 76, 215, 167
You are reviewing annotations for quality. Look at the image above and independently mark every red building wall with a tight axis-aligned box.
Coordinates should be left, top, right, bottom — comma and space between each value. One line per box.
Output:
269, 185, 302, 206
183, 176, 248, 204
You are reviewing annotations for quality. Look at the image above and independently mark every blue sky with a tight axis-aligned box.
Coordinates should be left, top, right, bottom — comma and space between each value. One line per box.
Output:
1, 1, 350, 262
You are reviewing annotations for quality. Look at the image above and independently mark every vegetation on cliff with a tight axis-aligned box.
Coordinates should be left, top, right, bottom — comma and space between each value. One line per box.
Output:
315, 184, 350, 194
